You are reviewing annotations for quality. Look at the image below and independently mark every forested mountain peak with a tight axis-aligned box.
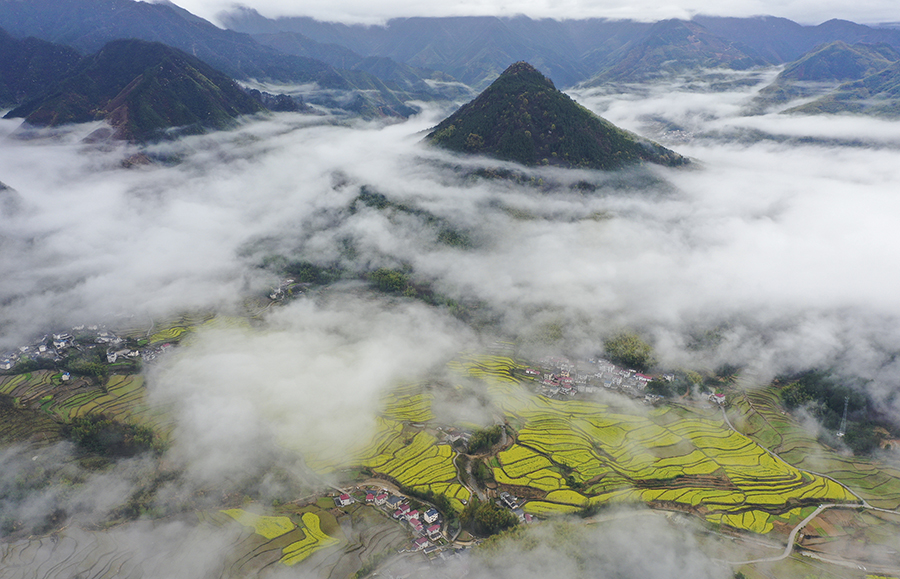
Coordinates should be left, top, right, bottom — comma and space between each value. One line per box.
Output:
426, 61, 686, 170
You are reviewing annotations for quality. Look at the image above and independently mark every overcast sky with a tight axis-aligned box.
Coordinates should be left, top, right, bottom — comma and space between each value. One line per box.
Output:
165, 0, 900, 26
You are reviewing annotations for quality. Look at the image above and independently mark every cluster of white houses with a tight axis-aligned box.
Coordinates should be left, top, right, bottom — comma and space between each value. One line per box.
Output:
527, 356, 666, 400
334, 490, 444, 552
1, 325, 178, 373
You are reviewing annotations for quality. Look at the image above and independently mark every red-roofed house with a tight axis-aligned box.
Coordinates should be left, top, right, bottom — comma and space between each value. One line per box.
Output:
426, 523, 441, 539
365, 492, 375, 502
335, 494, 352, 507
413, 537, 429, 550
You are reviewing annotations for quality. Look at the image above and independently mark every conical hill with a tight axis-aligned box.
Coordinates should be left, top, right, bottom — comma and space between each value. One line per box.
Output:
426, 62, 686, 170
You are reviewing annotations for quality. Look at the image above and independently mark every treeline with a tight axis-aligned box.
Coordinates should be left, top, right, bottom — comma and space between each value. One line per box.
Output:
603, 332, 654, 372
467, 425, 503, 454
459, 496, 518, 536
780, 370, 890, 455
63, 414, 160, 457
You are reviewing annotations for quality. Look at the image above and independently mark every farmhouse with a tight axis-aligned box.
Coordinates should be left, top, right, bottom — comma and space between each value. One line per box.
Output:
426, 523, 441, 539
499, 492, 519, 509
335, 494, 352, 507
375, 492, 388, 505
423, 508, 439, 524
413, 537, 429, 550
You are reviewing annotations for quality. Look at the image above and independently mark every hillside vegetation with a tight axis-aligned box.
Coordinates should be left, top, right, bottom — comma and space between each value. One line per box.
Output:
426, 62, 687, 170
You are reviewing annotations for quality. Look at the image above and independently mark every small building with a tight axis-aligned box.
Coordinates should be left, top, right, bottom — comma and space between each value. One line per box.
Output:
398, 503, 411, 515
375, 493, 388, 505
709, 393, 726, 405
499, 492, 518, 509
410, 518, 424, 533
335, 494, 352, 507
393, 509, 405, 519
365, 492, 375, 503
406, 509, 419, 521
386, 495, 403, 509
426, 523, 442, 539
423, 508, 439, 524
61, 372, 71, 381
413, 537, 429, 550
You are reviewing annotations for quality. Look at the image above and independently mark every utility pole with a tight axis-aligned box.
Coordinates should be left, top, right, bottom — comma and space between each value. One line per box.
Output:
837, 396, 849, 437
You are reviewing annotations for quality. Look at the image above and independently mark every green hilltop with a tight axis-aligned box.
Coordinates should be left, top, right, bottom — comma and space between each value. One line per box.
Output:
425, 62, 686, 170
751, 41, 900, 112
5, 39, 266, 141
787, 60, 900, 117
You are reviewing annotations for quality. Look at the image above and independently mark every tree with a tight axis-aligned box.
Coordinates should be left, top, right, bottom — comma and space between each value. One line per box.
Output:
64, 415, 158, 457
647, 379, 673, 397
460, 497, 518, 536
368, 268, 410, 294
603, 332, 655, 371
473, 459, 493, 483
467, 425, 503, 454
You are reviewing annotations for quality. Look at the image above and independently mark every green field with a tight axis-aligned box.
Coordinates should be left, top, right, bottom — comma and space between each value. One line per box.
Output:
0, 370, 172, 439
729, 387, 900, 510
453, 355, 857, 535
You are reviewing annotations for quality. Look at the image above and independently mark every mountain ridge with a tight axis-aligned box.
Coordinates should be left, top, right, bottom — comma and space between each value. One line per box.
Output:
4, 39, 266, 141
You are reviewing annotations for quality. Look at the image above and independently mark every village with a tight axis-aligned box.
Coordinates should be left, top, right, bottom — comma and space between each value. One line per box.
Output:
525, 355, 726, 407
0, 324, 175, 375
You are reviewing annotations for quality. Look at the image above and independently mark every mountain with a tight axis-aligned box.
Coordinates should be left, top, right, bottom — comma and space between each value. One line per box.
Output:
776, 41, 899, 81
751, 41, 900, 112
0, 0, 439, 116
425, 62, 686, 170
694, 15, 900, 62
248, 30, 466, 97
4, 39, 266, 141
583, 19, 768, 85
0, 27, 81, 106
786, 61, 900, 117
222, 10, 900, 90
221, 11, 636, 89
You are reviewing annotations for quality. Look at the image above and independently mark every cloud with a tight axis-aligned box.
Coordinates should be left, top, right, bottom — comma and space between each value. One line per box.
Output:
166, 0, 900, 26
148, 292, 471, 484
440, 512, 727, 579
4, 63, 900, 576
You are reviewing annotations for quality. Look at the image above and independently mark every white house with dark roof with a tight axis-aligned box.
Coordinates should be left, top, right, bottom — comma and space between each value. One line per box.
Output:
423, 508, 439, 524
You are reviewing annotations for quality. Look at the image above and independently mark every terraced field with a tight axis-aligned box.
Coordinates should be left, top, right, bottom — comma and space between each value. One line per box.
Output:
315, 384, 470, 512
0, 371, 172, 438
210, 506, 343, 572
730, 387, 900, 510
454, 355, 857, 535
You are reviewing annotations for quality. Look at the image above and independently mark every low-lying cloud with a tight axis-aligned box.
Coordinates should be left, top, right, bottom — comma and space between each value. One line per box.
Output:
3, 66, 900, 575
